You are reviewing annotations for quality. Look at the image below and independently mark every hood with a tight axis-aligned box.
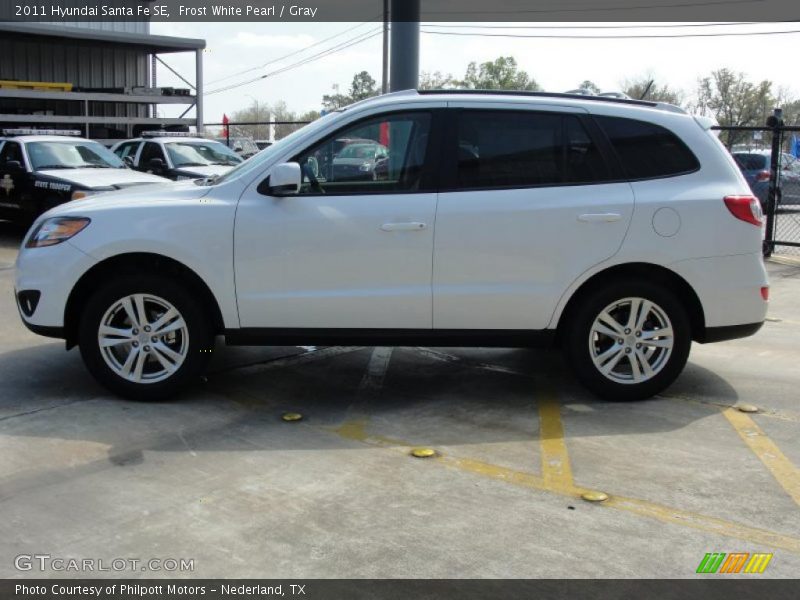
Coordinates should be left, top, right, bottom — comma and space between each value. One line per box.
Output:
44, 180, 211, 217
333, 157, 375, 167
173, 165, 233, 179
37, 167, 168, 187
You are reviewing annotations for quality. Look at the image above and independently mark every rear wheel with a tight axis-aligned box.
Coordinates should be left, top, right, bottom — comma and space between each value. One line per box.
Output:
78, 275, 213, 400
564, 281, 691, 401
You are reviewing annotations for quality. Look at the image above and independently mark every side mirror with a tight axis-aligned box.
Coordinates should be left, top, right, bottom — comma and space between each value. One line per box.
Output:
258, 162, 302, 196
147, 158, 165, 172
4, 160, 24, 172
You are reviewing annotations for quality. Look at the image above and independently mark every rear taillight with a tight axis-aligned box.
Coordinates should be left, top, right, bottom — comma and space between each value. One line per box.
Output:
724, 195, 763, 226
761, 286, 769, 301
755, 170, 770, 182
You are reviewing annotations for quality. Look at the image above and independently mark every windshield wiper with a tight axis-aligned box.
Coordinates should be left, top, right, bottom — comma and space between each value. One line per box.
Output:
79, 164, 113, 169
177, 162, 206, 167
36, 164, 76, 170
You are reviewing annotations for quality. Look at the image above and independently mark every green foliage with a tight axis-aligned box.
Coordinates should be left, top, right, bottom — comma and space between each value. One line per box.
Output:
460, 56, 540, 91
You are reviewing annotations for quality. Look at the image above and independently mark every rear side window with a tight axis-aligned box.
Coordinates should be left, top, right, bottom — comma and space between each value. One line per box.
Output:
595, 116, 699, 180
454, 110, 611, 189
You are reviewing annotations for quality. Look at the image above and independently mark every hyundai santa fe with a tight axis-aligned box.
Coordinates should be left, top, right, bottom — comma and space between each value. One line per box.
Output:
14, 90, 769, 401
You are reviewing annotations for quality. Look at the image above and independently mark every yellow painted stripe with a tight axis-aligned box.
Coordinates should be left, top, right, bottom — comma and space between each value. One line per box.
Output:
329, 418, 800, 554
537, 391, 576, 493
722, 407, 800, 507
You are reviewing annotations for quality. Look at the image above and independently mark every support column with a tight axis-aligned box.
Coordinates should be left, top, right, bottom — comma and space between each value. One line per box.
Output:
195, 49, 204, 134
389, 0, 419, 92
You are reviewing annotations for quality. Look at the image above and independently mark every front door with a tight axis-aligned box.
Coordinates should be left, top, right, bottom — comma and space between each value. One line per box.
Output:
234, 110, 440, 329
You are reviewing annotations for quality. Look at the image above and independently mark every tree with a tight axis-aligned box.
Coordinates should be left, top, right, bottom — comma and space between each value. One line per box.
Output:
695, 68, 775, 148
322, 71, 379, 110
577, 80, 601, 94
231, 99, 319, 141
622, 76, 684, 105
459, 56, 540, 91
419, 70, 457, 90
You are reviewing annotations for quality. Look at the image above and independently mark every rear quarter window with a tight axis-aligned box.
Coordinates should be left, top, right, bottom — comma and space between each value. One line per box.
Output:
595, 116, 700, 180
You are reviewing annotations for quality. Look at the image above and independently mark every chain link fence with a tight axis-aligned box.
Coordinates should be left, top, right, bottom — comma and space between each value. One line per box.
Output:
717, 113, 800, 259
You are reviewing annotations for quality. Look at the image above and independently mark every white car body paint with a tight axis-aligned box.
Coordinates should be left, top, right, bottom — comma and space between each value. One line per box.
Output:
16, 91, 767, 344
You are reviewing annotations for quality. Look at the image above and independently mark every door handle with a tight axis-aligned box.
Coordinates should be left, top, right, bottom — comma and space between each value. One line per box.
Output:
577, 213, 622, 223
380, 222, 427, 232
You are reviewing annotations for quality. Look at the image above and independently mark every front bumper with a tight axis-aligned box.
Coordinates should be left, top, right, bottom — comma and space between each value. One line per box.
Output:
14, 240, 97, 330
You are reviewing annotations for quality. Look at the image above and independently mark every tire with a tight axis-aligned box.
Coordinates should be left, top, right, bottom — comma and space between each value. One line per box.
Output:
563, 280, 691, 401
78, 274, 214, 401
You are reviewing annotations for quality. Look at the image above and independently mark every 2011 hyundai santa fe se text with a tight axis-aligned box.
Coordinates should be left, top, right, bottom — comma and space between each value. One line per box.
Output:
14, 90, 768, 401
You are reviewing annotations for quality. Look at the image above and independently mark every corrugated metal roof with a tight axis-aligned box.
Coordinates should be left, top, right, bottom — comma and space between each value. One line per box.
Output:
0, 23, 205, 53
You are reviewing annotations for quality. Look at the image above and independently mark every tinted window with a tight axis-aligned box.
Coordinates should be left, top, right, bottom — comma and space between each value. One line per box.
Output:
139, 142, 166, 165
455, 111, 610, 189
732, 153, 768, 170
0, 141, 23, 165
293, 112, 432, 195
595, 116, 699, 180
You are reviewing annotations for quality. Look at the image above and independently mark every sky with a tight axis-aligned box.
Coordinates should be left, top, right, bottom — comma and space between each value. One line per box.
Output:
149, 22, 800, 125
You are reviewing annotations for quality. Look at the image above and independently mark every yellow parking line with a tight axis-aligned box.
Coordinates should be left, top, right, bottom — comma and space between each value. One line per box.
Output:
537, 390, 576, 493
329, 416, 800, 553
722, 407, 800, 507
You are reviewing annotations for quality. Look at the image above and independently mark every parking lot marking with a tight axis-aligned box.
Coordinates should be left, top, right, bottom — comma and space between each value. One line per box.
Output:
359, 347, 393, 391
722, 407, 800, 507
328, 415, 800, 553
538, 391, 575, 493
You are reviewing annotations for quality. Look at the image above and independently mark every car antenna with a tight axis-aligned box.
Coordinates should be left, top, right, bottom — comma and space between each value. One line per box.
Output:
639, 80, 654, 101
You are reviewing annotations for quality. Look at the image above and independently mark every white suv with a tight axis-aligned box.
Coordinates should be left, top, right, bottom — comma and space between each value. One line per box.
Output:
14, 90, 768, 401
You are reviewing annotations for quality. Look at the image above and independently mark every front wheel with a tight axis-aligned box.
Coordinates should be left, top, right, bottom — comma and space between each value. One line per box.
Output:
78, 275, 213, 400
564, 281, 691, 401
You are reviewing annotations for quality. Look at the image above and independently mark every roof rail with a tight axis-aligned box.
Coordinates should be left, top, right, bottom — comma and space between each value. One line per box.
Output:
416, 89, 662, 109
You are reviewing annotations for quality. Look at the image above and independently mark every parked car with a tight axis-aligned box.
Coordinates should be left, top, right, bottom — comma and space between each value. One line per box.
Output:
0, 129, 166, 223
331, 142, 389, 181
15, 90, 768, 402
731, 150, 800, 206
111, 132, 243, 180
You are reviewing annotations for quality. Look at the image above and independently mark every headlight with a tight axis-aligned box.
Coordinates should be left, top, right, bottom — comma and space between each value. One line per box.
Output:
25, 217, 91, 248
71, 188, 114, 201
359, 162, 372, 172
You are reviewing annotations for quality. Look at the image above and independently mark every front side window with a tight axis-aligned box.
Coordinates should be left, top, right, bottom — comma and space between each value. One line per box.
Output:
27, 141, 125, 170
0, 141, 23, 166
139, 142, 166, 165
595, 116, 700, 180
293, 112, 432, 195
454, 110, 611, 190
165, 141, 242, 168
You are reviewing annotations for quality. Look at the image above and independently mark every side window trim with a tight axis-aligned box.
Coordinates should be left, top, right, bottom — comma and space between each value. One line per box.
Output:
287, 108, 444, 196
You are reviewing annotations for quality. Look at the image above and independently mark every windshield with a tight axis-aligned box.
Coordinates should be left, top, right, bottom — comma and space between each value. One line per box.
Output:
210, 113, 336, 186
338, 144, 378, 159
28, 140, 125, 170
165, 141, 243, 167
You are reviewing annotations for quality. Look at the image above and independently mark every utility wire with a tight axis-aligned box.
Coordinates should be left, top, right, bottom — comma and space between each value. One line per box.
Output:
422, 21, 770, 29
206, 16, 382, 86
423, 0, 767, 16
420, 28, 800, 39
206, 29, 383, 96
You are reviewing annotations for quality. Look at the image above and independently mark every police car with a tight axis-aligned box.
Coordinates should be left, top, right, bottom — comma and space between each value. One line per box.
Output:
0, 129, 168, 223
111, 132, 244, 181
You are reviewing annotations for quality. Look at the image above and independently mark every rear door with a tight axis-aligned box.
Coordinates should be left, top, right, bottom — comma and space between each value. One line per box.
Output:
433, 105, 635, 330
